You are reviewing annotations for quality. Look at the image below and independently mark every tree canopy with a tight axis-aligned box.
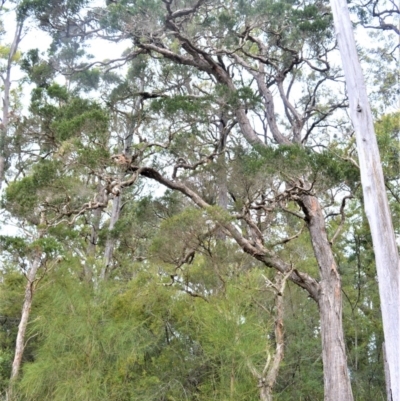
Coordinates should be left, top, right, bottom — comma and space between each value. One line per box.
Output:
0, 0, 398, 400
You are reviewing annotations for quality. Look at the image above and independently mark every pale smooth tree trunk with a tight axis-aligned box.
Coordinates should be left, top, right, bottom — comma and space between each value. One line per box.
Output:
330, 1, 400, 399
0, 20, 23, 190
383, 342, 393, 401
7, 252, 41, 401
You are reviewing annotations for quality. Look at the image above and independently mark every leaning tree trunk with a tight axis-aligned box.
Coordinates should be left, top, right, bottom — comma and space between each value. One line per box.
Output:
7, 252, 41, 401
330, 1, 400, 399
301, 194, 354, 401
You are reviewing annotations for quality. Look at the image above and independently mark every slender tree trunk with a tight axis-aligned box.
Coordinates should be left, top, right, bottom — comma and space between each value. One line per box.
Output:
86, 206, 101, 281
216, 114, 229, 211
101, 194, 121, 280
301, 194, 354, 401
7, 252, 41, 400
0, 21, 23, 190
101, 95, 142, 280
259, 273, 286, 401
330, 1, 400, 399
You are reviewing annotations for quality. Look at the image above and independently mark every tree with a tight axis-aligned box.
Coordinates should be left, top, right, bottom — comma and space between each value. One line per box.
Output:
0, 0, 396, 399
0, 0, 25, 189
330, 0, 400, 399
72, 1, 354, 398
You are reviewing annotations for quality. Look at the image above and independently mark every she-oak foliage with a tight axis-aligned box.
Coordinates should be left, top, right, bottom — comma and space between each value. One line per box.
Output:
0, 0, 397, 400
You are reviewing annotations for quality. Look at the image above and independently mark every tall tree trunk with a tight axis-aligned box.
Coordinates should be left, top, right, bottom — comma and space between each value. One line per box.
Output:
330, 1, 400, 399
7, 252, 41, 401
300, 194, 354, 401
0, 20, 23, 190
216, 114, 229, 211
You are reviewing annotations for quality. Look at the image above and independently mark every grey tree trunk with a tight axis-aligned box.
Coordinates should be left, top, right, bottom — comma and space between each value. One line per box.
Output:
7, 251, 41, 401
101, 194, 121, 280
330, 1, 400, 399
101, 95, 142, 280
383, 342, 393, 401
301, 194, 354, 401
259, 273, 286, 401
0, 20, 24, 190
86, 205, 102, 281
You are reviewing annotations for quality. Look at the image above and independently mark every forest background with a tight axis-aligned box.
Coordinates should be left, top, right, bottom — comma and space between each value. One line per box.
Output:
0, 0, 399, 400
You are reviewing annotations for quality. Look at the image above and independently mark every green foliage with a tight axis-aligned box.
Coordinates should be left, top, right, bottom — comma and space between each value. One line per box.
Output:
29, 84, 109, 146
375, 113, 400, 178
70, 68, 100, 92
151, 95, 211, 116
20, 49, 54, 88
19, 0, 89, 22
12, 264, 273, 401
4, 159, 61, 220
275, 285, 323, 400
0, 0, 391, 399
237, 145, 360, 190
335, 205, 386, 400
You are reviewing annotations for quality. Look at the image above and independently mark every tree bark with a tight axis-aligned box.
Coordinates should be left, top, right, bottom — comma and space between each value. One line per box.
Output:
101, 94, 143, 280
101, 194, 121, 280
0, 20, 24, 190
330, 1, 400, 399
259, 273, 286, 401
383, 342, 393, 401
86, 205, 102, 281
7, 252, 41, 400
300, 194, 354, 401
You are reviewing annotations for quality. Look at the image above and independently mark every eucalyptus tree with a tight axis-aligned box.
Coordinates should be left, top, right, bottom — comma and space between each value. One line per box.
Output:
3, 44, 165, 394
330, 0, 399, 397
5, 0, 396, 399
93, 2, 357, 399
2, 80, 111, 395
17, 0, 363, 399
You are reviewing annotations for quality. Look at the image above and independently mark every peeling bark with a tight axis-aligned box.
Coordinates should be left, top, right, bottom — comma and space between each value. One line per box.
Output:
300, 194, 354, 401
259, 273, 286, 401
